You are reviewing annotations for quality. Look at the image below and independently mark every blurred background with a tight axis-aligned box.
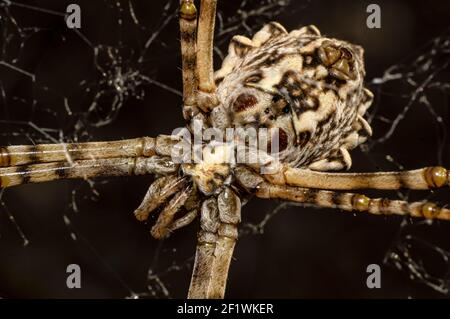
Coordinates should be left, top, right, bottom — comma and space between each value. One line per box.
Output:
0, 0, 449, 298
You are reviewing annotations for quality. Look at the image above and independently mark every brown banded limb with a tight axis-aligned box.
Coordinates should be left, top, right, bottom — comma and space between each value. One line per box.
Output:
188, 187, 241, 299
195, 0, 219, 111
0, 135, 181, 188
256, 183, 450, 220
234, 166, 450, 221
179, 0, 219, 116
0, 156, 178, 188
179, 0, 199, 119
0, 135, 182, 167
265, 166, 450, 190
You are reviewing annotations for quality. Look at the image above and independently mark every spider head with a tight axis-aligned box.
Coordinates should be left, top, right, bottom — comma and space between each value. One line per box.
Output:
213, 25, 373, 170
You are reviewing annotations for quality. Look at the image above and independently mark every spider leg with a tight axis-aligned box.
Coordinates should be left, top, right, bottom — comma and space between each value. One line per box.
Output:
188, 187, 241, 298
0, 156, 178, 188
188, 197, 219, 298
169, 184, 201, 231
0, 135, 180, 167
169, 207, 199, 232
179, 0, 199, 120
256, 182, 450, 220
234, 166, 449, 221
209, 187, 241, 298
196, 0, 219, 111
266, 165, 449, 190
0, 137, 155, 167
134, 175, 187, 222
0, 135, 182, 188
151, 185, 193, 239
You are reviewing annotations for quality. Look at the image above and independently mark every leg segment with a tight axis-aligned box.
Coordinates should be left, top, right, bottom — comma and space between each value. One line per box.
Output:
235, 165, 449, 220
169, 208, 199, 232
209, 187, 241, 298
151, 185, 193, 239
179, 0, 199, 120
0, 156, 178, 188
256, 182, 450, 220
0, 134, 182, 167
196, 0, 219, 111
0, 137, 155, 167
266, 165, 449, 190
188, 198, 220, 298
188, 187, 241, 299
134, 175, 187, 222
169, 185, 201, 231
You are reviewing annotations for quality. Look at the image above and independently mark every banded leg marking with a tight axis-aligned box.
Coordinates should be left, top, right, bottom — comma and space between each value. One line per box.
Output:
256, 183, 450, 221
0, 137, 155, 167
266, 166, 449, 190
188, 197, 220, 299
0, 135, 183, 168
151, 185, 193, 239
188, 187, 241, 299
0, 156, 178, 188
196, 0, 219, 111
179, 0, 199, 119
134, 175, 187, 222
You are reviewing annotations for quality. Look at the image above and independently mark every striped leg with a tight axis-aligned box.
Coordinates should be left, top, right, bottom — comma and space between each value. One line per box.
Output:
0, 135, 182, 188
0, 156, 178, 188
196, 0, 219, 112
169, 207, 199, 232
135, 176, 200, 239
151, 185, 193, 239
179, 0, 199, 120
0, 135, 181, 167
188, 187, 241, 298
255, 182, 450, 220
169, 185, 201, 232
235, 166, 449, 220
0, 137, 155, 167
265, 165, 449, 190
188, 198, 220, 298
209, 187, 241, 298
133, 175, 187, 222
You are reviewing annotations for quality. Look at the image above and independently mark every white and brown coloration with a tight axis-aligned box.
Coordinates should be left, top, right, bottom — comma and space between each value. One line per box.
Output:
0, 0, 449, 299
212, 22, 372, 171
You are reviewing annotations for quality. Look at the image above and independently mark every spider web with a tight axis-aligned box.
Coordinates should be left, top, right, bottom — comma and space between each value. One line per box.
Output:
0, 0, 449, 298
367, 31, 450, 295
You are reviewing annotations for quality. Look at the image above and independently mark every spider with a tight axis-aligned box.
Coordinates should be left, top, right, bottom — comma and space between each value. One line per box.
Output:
0, 0, 449, 299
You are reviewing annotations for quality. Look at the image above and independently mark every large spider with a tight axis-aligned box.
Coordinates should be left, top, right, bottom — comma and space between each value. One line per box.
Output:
0, 0, 449, 299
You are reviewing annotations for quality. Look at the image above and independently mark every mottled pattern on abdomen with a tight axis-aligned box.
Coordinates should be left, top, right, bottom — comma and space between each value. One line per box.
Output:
215, 22, 374, 171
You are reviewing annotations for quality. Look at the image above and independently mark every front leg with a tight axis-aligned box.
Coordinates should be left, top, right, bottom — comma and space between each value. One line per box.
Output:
179, 0, 199, 120
196, 0, 219, 111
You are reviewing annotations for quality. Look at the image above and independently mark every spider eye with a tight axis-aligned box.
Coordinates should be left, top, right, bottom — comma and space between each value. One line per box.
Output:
282, 105, 290, 114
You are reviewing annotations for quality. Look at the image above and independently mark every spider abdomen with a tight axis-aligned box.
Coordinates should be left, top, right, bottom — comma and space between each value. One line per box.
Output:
213, 23, 374, 172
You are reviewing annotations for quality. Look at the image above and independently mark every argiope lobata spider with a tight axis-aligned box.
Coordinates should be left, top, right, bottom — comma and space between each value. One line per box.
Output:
0, 0, 449, 299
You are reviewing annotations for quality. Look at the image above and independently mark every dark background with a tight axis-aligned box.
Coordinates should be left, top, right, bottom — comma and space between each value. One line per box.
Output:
0, 0, 449, 298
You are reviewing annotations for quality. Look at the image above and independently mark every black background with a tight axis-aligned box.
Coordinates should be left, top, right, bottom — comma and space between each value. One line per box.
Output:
0, 0, 449, 298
